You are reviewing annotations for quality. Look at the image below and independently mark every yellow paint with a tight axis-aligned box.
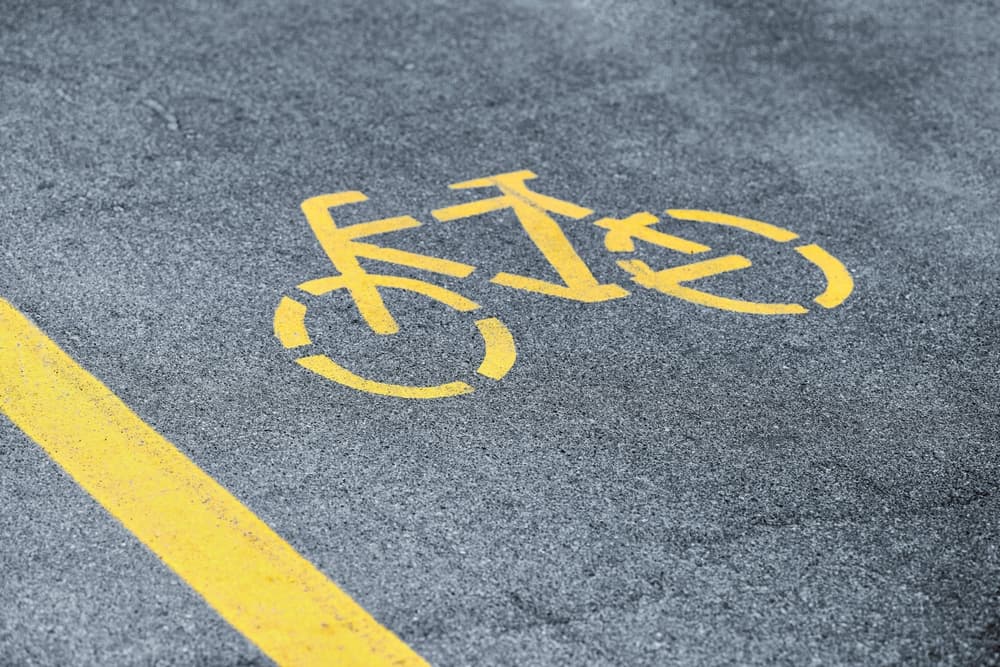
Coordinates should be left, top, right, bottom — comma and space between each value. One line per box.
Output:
595, 212, 712, 254
286, 276, 515, 397
0, 298, 427, 667
296, 272, 480, 337
611, 208, 853, 314
432, 170, 628, 302
301, 192, 475, 335
297, 354, 474, 399
273, 296, 311, 349
281, 180, 852, 399
298, 274, 481, 312
475, 317, 516, 380
666, 209, 800, 243
795, 243, 854, 308
619, 257, 809, 315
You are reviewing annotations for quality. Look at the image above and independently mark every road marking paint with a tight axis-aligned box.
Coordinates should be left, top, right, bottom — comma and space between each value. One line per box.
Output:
795, 243, 855, 308
0, 298, 428, 667
297, 353, 475, 399
285, 268, 517, 398
276, 172, 854, 398
595, 211, 712, 254
475, 317, 517, 380
666, 209, 801, 243
433, 170, 629, 303
618, 256, 810, 315
301, 192, 475, 335
274, 296, 311, 348
298, 274, 481, 313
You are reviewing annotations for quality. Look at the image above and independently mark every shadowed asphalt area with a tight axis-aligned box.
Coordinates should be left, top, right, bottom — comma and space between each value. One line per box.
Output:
1, 1, 999, 665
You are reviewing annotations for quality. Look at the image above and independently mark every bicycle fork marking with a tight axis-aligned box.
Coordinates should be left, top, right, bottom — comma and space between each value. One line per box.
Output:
274, 170, 854, 399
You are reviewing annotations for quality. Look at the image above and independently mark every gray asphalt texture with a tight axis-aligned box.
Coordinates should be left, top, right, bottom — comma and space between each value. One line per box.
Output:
2, 1, 999, 665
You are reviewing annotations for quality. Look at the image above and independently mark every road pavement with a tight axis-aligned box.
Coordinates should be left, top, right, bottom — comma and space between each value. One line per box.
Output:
1, 1, 998, 665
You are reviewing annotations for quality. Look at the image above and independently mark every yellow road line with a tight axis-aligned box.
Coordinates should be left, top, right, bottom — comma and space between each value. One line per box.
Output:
0, 298, 428, 667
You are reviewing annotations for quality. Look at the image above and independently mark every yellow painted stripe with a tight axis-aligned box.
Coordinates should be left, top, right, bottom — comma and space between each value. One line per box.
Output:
795, 243, 854, 309
474, 317, 516, 380
0, 298, 428, 667
666, 209, 800, 243
273, 296, 312, 349
297, 353, 474, 399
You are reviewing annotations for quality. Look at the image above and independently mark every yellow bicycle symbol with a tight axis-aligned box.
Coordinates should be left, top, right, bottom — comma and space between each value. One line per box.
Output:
274, 171, 855, 399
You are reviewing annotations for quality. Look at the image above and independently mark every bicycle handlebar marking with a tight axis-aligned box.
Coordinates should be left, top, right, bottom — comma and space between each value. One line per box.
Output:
275, 170, 855, 399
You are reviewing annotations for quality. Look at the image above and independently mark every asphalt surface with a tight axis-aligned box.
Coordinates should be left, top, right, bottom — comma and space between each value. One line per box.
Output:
2, 0, 999, 665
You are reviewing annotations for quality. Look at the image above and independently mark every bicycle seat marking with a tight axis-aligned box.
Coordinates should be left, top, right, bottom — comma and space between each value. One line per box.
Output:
274, 170, 853, 399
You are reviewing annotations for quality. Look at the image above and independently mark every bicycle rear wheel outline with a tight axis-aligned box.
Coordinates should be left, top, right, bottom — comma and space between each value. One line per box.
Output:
274, 274, 516, 399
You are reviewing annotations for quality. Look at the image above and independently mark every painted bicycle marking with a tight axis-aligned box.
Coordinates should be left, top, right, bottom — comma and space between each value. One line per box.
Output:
274, 170, 853, 399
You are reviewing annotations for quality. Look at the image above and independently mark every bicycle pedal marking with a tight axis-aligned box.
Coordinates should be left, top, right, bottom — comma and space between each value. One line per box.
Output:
274, 169, 854, 399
